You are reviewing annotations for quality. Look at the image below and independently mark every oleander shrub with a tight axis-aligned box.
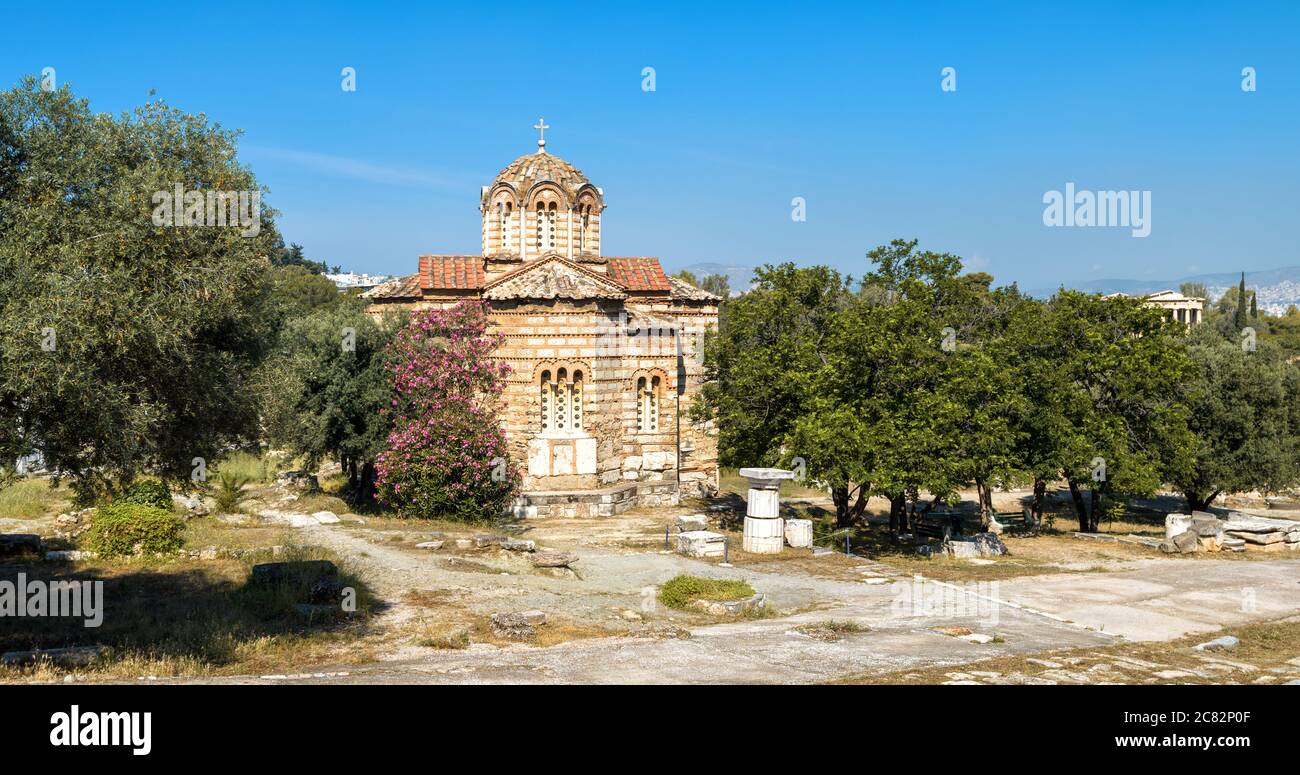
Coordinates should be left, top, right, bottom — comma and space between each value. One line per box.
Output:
376, 302, 520, 521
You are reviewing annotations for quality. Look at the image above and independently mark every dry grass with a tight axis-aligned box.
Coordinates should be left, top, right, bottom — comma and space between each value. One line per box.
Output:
0, 545, 380, 683
0, 478, 69, 520
795, 620, 871, 641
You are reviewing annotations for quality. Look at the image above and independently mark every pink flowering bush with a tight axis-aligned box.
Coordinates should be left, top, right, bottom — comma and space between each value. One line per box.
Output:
375, 302, 520, 521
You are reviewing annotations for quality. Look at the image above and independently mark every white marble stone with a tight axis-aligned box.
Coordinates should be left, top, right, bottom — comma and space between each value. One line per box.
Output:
1165, 514, 1192, 541
747, 489, 780, 518
528, 438, 549, 477
678, 530, 726, 558
784, 518, 813, 548
575, 437, 597, 475
743, 516, 784, 554
551, 443, 574, 476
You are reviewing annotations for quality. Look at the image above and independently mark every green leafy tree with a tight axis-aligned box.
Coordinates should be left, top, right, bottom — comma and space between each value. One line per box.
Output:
260, 300, 401, 505
271, 264, 341, 319
270, 238, 329, 275
1048, 292, 1195, 531
0, 77, 279, 492
1175, 326, 1300, 510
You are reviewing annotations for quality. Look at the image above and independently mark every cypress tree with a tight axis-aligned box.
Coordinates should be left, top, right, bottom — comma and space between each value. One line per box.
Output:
1251, 290, 1258, 318
1234, 272, 1249, 330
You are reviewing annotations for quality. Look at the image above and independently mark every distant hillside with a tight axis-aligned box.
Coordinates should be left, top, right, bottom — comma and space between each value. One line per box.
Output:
1032, 266, 1300, 315
675, 263, 756, 295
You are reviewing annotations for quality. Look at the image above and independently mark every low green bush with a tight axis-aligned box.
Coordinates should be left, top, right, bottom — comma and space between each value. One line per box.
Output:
658, 574, 756, 610
117, 480, 173, 510
85, 503, 185, 558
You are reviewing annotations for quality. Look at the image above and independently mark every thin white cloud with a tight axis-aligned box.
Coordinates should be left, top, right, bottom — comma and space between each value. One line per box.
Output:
241, 145, 471, 191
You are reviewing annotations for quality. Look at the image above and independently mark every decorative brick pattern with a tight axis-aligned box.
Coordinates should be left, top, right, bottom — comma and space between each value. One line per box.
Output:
366, 146, 720, 511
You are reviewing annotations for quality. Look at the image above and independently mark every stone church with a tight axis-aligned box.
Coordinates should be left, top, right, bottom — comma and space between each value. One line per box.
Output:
363, 125, 720, 517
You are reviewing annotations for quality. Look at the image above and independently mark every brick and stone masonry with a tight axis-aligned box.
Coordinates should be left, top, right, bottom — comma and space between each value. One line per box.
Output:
363, 130, 720, 516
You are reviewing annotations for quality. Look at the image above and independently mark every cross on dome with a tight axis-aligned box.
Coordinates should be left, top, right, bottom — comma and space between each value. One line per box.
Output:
533, 118, 550, 152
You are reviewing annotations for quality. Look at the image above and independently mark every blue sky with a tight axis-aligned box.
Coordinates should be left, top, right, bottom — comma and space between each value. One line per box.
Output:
6, 1, 1299, 289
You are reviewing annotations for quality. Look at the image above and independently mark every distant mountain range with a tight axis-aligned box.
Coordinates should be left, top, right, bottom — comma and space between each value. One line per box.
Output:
676, 262, 1300, 315
1031, 266, 1300, 315
675, 263, 757, 296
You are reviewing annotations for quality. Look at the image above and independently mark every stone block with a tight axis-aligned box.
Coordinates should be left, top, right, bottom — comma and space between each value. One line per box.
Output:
575, 437, 597, 475
528, 438, 549, 477
743, 516, 784, 554
677, 530, 726, 558
643, 451, 667, 471
1229, 530, 1284, 545
784, 518, 814, 548
622, 455, 642, 471
1172, 529, 1201, 553
746, 489, 780, 518
1165, 514, 1192, 541
531, 551, 578, 568
676, 514, 708, 532
551, 444, 574, 476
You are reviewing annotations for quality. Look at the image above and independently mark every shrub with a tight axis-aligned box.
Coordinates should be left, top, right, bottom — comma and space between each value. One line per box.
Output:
117, 480, 173, 510
376, 302, 520, 521
658, 575, 756, 610
85, 503, 185, 557
213, 473, 252, 513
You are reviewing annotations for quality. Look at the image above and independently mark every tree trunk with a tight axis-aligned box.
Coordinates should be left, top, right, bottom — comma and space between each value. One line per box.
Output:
888, 494, 907, 534
1067, 478, 1090, 532
1186, 490, 1219, 512
974, 476, 995, 529
1088, 489, 1102, 532
831, 485, 851, 528
1031, 478, 1047, 522
357, 461, 377, 506
848, 485, 869, 524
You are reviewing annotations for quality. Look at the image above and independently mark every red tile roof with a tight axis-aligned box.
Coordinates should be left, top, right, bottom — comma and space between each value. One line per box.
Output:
360, 274, 422, 300
606, 257, 672, 292
419, 255, 485, 290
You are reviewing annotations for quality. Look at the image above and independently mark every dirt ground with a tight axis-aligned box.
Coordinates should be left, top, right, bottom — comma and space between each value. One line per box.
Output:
2, 478, 1298, 684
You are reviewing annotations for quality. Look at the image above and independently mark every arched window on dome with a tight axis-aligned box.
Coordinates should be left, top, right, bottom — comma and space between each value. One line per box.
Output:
579, 204, 591, 253
636, 375, 660, 433
497, 201, 513, 252
545, 202, 558, 250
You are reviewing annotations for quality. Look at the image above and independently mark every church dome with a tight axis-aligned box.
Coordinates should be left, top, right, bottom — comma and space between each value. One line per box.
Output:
489, 150, 593, 202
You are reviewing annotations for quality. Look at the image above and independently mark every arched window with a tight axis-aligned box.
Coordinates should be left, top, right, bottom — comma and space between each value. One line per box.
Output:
498, 201, 513, 252
540, 370, 553, 431
541, 368, 582, 432
535, 201, 557, 251
571, 370, 583, 430
637, 375, 660, 433
579, 204, 592, 252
